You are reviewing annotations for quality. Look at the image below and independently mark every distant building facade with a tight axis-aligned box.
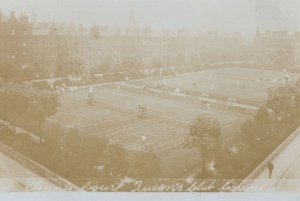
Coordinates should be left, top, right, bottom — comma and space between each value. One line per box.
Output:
0, 11, 58, 77
2, 9, 299, 80
253, 30, 296, 70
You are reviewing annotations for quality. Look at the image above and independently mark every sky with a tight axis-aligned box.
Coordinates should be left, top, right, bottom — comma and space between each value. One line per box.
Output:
1, 0, 300, 35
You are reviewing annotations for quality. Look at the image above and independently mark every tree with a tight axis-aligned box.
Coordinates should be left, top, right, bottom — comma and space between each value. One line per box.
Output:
132, 151, 161, 178
0, 83, 33, 131
17, 63, 40, 81
28, 92, 59, 143
190, 54, 201, 70
57, 38, 73, 76
59, 128, 82, 179
296, 78, 300, 89
240, 106, 274, 150
63, 55, 86, 77
266, 85, 299, 121
149, 58, 162, 69
54, 128, 110, 183
102, 143, 129, 177
272, 46, 294, 70
184, 114, 221, 178
79, 135, 108, 174
60, 128, 81, 157
0, 62, 17, 82
43, 123, 64, 152
0, 83, 58, 139
175, 53, 186, 68
97, 59, 112, 74
120, 57, 142, 78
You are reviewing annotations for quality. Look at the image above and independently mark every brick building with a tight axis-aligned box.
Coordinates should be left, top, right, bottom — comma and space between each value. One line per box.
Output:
0, 11, 58, 78
0, 9, 259, 79
253, 30, 294, 70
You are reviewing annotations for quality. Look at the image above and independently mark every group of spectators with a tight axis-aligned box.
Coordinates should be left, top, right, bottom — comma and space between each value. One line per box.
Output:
52, 79, 80, 94
53, 83, 78, 94
31, 78, 79, 94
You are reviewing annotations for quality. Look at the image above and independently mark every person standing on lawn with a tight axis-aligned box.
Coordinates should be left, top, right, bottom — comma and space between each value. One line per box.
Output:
267, 162, 274, 179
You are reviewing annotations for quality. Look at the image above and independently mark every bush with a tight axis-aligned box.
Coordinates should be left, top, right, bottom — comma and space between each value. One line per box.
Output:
33, 81, 51, 91
0, 124, 12, 140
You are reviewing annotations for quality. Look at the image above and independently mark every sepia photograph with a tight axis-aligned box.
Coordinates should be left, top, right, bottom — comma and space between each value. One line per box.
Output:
0, 0, 300, 199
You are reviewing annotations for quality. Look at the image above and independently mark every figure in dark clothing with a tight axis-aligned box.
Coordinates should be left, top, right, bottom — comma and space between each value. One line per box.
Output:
267, 162, 274, 179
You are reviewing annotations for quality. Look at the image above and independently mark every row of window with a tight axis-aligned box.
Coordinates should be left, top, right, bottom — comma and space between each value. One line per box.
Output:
9, 29, 28, 36
85, 50, 123, 56
10, 42, 55, 47
19, 64, 56, 69
2, 42, 56, 47
6, 53, 56, 59
7, 52, 27, 59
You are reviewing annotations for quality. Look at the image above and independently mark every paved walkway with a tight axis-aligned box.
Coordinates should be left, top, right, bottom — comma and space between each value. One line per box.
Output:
0, 169, 25, 191
243, 127, 300, 192
0, 152, 61, 192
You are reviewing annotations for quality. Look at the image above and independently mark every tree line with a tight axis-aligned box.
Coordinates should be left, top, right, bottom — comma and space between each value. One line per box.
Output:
0, 82, 161, 186
184, 79, 300, 180
1, 77, 300, 188
0, 62, 41, 82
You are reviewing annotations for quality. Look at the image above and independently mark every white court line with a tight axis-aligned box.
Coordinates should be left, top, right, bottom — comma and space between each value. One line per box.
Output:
83, 116, 137, 130
98, 117, 183, 137
54, 75, 247, 151
152, 137, 184, 152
